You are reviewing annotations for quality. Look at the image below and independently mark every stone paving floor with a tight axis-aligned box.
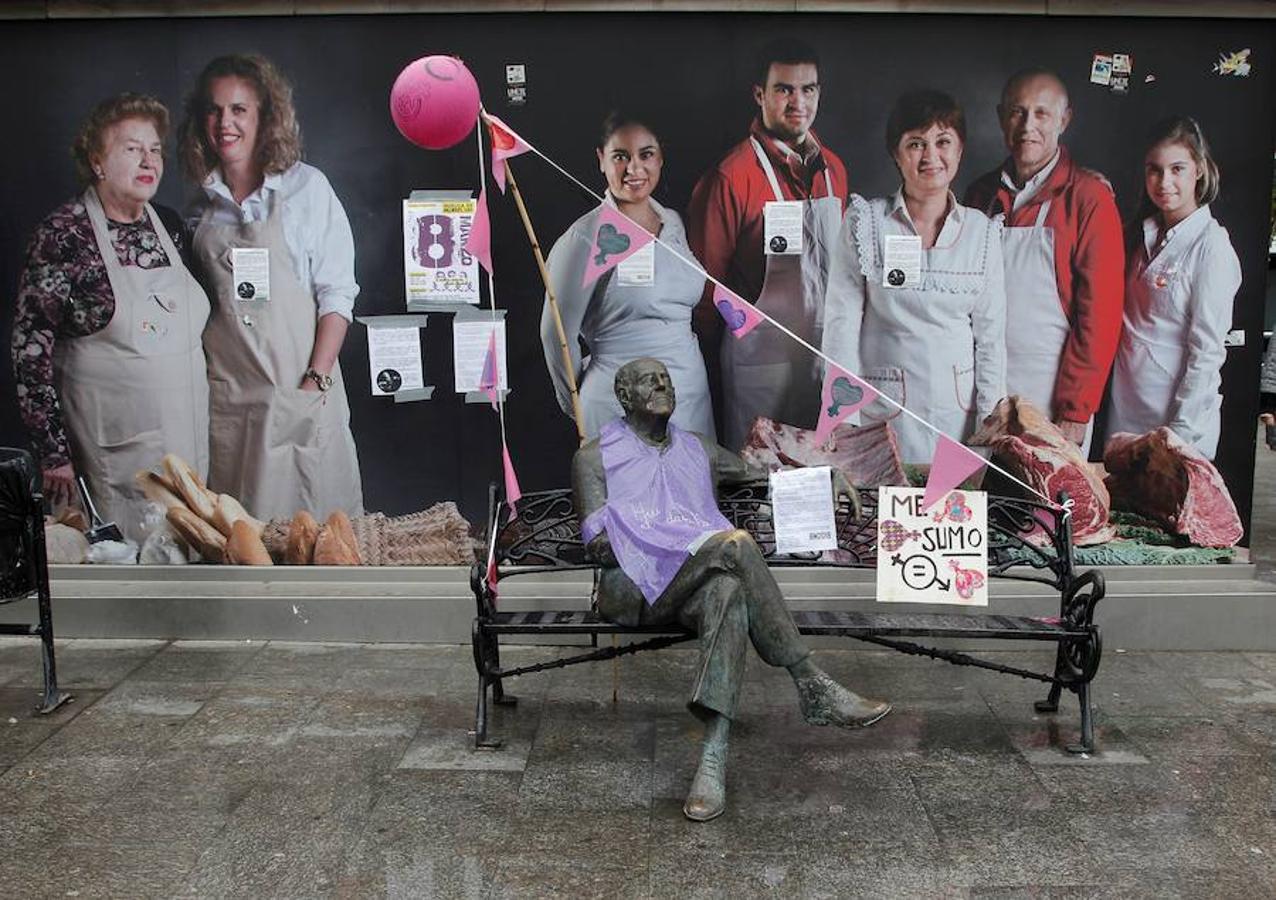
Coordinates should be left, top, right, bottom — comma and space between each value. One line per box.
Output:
1, 637, 1275, 899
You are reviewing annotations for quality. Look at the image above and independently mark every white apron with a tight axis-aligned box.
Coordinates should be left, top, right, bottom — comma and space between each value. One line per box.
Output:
720, 138, 843, 449
854, 198, 1001, 463
1001, 199, 1093, 456
1108, 219, 1227, 459
194, 198, 364, 522
56, 188, 211, 544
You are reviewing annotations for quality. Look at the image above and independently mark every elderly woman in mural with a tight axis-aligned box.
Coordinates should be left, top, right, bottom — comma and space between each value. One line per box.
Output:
541, 112, 715, 440
1106, 116, 1242, 460
821, 89, 1006, 464
180, 54, 363, 522
11, 93, 210, 543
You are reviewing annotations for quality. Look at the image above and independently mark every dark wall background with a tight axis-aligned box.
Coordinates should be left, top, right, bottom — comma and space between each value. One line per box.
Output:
0, 12, 1272, 538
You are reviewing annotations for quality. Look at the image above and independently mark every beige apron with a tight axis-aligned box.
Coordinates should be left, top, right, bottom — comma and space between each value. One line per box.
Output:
1001, 199, 1094, 456
193, 195, 364, 522
721, 138, 843, 449
56, 188, 211, 544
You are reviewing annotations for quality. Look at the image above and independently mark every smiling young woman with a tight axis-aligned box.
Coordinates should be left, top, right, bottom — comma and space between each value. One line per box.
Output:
177, 54, 364, 524
539, 111, 715, 442
1105, 115, 1241, 460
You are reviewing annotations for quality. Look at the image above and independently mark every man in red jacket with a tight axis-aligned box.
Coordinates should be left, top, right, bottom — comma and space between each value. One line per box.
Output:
964, 68, 1124, 453
687, 38, 849, 449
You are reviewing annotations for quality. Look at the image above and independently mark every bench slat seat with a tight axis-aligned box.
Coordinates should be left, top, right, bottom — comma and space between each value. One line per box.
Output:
488, 608, 1082, 640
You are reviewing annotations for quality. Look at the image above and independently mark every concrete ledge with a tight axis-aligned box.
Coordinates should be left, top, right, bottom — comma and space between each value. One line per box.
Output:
0, 562, 1270, 650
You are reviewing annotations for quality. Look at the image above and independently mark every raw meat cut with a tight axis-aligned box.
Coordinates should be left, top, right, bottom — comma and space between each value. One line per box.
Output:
968, 397, 1115, 545
1104, 427, 1242, 548
741, 419, 907, 487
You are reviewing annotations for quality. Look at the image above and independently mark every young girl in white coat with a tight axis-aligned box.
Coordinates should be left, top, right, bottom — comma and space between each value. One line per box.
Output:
1107, 116, 1242, 460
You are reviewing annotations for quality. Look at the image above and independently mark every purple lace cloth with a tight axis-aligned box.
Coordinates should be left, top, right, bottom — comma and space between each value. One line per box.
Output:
582, 419, 732, 604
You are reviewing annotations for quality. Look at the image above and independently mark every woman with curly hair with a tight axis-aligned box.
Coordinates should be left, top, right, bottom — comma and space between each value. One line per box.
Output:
180, 54, 363, 521
11, 93, 210, 541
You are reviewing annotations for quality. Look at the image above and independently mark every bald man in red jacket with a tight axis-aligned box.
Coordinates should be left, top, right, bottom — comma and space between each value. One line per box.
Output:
965, 68, 1124, 454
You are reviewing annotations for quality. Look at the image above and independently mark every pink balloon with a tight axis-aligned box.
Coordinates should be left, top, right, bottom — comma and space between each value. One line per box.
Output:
390, 55, 480, 150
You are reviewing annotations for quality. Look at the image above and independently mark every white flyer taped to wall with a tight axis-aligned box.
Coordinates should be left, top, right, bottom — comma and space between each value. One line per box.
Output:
367, 326, 424, 396
453, 319, 507, 393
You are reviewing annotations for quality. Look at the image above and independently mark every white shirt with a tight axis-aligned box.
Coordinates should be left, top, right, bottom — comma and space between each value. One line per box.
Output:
1001, 150, 1061, 212
187, 161, 359, 321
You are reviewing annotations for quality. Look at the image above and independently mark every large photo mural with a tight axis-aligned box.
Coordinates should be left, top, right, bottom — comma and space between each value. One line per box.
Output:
0, 11, 1272, 566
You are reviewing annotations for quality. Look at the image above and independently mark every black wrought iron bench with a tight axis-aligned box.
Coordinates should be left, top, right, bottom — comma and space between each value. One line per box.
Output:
0, 448, 71, 714
470, 481, 1105, 754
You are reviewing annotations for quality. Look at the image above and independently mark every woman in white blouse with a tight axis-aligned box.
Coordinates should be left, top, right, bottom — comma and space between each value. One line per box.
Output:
1107, 116, 1242, 460
822, 90, 1005, 464
179, 54, 363, 521
542, 112, 714, 439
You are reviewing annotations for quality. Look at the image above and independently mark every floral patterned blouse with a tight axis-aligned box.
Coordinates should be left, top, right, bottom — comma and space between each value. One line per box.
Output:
10, 198, 188, 469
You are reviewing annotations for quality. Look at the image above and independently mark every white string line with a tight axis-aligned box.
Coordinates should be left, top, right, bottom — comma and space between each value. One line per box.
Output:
493, 116, 1062, 513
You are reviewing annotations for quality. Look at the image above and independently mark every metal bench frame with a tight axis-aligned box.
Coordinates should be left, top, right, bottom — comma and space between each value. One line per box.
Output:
0, 448, 71, 715
470, 481, 1104, 754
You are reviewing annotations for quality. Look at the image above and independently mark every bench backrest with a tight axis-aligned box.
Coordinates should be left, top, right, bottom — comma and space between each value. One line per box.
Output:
0, 448, 45, 603
485, 481, 1076, 592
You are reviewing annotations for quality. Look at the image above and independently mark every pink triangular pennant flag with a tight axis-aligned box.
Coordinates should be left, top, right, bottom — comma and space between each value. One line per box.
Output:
487, 114, 531, 193
479, 330, 500, 407
502, 444, 523, 519
465, 186, 493, 274
922, 434, 988, 512
581, 205, 653, 288
713, 283, 764, 339
814, 365, 879, 444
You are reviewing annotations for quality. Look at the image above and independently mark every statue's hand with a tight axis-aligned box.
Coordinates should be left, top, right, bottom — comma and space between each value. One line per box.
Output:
831, 470, 862, 520
586, 533, 618, 567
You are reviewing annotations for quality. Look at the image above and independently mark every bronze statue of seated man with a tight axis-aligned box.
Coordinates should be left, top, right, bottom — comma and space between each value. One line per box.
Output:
571, 357, 890, 822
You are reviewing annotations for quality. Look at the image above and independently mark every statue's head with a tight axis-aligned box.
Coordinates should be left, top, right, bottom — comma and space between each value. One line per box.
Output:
615, 357, 676, 420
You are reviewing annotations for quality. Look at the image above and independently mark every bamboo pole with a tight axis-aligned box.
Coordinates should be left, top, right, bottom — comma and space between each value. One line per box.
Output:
501, 159, 588, 447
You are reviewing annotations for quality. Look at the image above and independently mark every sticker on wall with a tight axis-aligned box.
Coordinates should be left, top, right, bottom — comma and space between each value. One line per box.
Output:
1112, 53, 1133, 76
1213, 48, 1252, 77
1089, 54, 1113, 86
1110, 74, 1130, 95
506, 63, 527, 106
403, 191, 481, 310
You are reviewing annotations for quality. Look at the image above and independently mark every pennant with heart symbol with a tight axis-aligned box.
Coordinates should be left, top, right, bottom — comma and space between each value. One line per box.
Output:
581, 204, 653, 287
814, 365, 879, 444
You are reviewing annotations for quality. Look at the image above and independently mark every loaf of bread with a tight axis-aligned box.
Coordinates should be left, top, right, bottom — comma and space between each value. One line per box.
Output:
285, 510, 320, 565
166, 506, 226, 562
326, 511, 362, 566
161, 454, 215, 521
135, 471, 187, 512
225, 520, 273, 566
212, 493, 265, 538
313, 520, 360, 566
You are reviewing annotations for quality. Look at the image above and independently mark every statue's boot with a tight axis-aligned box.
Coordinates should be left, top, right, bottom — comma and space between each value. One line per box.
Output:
795, 670, 891, 727
683, 742, 727, 822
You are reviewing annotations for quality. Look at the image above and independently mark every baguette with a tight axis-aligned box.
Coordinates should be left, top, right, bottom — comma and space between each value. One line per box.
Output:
166, 506, 226, 562
135, 470, 187, 512
285, 510, 320, 565
212, 493, 265, 538
326, 511, 362, 565
161, 454, 215, 521
313, 522, 359, 566
225, 520, 273, 566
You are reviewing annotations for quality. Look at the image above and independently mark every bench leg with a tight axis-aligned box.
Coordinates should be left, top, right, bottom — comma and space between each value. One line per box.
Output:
486, 636, 517, 709
1034, 646, 1065, 713
35, 593, 70, 715
474, 673, 504, 750
1066, 681, 1095, 755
